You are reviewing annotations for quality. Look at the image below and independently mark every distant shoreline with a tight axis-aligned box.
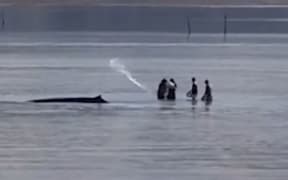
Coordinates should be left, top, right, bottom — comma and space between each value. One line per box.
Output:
35, 4, 288, 8
2, 3, 288, 8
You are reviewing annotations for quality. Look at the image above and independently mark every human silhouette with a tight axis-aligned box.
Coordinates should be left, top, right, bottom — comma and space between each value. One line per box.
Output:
167, 78, 177, 100
187, 77, 198, 101
157, 78, 167, 100
201, 79, 212, 104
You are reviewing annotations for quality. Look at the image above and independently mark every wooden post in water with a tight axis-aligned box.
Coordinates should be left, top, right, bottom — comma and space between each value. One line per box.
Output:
223, 14, 228, 42
1, 11, 5, 30
186, 16, 191, 41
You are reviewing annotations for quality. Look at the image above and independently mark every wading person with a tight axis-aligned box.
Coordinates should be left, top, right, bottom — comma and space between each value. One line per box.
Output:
157, 78, 167, 100
167, 78, 177, 100
201, 79, 212, 104
187, 77, 198, 101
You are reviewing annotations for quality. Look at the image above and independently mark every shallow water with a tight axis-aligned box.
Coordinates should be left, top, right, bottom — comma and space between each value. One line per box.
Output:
4, 6, 288, 33
0, 32, 288, 179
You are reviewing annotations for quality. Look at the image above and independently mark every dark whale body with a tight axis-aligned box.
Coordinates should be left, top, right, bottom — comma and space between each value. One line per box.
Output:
30, 95, 108, 103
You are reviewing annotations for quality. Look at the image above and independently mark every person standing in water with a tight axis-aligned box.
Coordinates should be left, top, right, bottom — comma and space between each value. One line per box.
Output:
201, 79, 212, 104
167, 78, 177, 100
157, 78, 167, 100
187, 77, 198, 100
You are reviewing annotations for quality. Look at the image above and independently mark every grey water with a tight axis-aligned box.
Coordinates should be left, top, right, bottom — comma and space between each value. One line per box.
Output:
0, 31, 288, 180
4, 6, 288, 33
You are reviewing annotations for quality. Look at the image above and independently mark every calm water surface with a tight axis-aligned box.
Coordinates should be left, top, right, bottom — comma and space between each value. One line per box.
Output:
0, 32, 287, 180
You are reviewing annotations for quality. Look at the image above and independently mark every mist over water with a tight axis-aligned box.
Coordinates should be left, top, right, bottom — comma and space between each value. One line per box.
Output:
109, 58, 148, 92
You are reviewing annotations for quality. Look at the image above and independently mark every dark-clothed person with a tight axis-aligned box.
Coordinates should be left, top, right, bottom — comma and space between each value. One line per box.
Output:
191, 77, 198, 100
157, 79, 167, 100
167, 78, 177, 100
201, 79, 212, 103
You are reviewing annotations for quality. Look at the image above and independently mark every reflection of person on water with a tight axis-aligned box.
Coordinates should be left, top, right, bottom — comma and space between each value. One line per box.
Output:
201, 79, 212, 104
157, 78, 167, 100
187, 77, 198, 100
167, 78, 177, 100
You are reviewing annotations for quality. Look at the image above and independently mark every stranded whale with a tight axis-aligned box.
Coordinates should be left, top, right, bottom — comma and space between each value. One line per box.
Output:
30, 95, 108, 104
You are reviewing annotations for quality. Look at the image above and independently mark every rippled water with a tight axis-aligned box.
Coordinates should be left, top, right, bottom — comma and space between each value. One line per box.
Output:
0, 32, 288, 180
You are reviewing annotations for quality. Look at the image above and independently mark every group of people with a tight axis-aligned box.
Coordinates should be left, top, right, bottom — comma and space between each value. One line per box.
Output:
157, 77, 212, 104
157, 78, 177, 100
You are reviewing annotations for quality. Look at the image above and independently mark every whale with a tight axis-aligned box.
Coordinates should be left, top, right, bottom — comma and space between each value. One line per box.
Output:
30, 95, 108, 104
